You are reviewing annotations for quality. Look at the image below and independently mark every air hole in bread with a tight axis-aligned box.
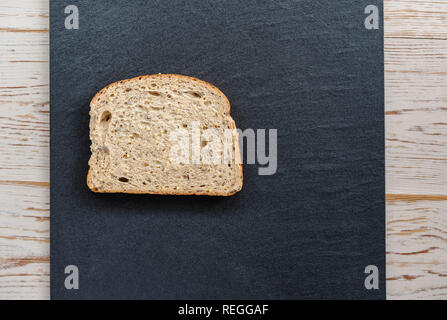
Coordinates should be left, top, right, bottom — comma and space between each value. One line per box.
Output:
118, 177, 129, 182
185, 91, 202, 99
100, 146, 109, 154
148, 91, 161, 96
100, 111, 112, 127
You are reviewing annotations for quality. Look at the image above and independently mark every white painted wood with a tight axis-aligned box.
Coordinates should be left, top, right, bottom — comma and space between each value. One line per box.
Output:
0, 0, 49, 300
385, 0, 447, 40
385, 38, 447, 196
0, 0, 446, 300
387, 200, 447, 299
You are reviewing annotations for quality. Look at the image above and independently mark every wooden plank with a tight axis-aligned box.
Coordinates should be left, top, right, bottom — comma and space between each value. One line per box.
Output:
0, 185, 49, 300
0, 0, 48, 32
387, 200, 447, 299
0, 0, 49, 300
385, 38, 447, 196
385, 0, 447, 40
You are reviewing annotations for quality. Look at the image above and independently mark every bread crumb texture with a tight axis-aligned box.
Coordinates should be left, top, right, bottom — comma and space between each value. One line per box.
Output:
87, 74, 243, 196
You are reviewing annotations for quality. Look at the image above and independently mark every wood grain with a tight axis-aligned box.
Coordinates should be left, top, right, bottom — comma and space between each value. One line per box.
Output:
385, 38, 447, 197
0, 0, 49, 300
387, 200, 447, 299
385, 0, 447, 40
385, 1, 447, 299
0, 0, 446, 299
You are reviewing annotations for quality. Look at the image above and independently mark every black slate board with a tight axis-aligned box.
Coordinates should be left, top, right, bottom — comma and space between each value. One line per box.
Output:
50, 0, 385, 299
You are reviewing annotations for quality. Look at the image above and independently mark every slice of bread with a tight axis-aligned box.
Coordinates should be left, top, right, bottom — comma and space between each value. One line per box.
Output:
87, 74, 243, 196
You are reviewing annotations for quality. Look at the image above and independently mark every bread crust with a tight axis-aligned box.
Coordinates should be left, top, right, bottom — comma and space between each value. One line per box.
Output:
87, 74, 243, 196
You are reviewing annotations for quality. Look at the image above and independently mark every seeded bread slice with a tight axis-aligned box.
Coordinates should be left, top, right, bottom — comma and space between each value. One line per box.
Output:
87, 74, 243, 196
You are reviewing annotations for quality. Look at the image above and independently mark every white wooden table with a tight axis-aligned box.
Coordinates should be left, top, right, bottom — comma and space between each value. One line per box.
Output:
0, 0, 446, 300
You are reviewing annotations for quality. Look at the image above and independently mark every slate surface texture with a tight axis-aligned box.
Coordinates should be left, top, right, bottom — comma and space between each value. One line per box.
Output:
50, 0, 385, 299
